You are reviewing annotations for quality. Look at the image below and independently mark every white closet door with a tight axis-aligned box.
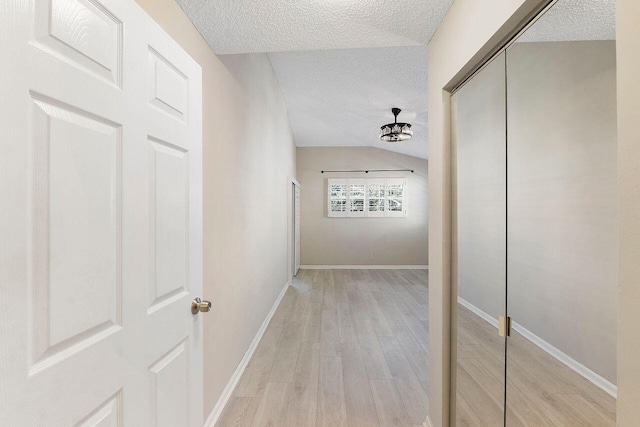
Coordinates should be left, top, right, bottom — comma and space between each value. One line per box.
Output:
0, 0, 203, 425
294, 184, 301, 275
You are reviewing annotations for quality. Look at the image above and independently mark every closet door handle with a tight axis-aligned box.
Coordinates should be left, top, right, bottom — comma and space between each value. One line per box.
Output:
498, 315, 511, 338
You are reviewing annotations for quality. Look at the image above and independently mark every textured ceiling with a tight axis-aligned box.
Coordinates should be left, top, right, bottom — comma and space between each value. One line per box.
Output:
517, 0, 615, 42
175, 0, 454, 54
269, 46, 429, 159
176, 0, 614, 161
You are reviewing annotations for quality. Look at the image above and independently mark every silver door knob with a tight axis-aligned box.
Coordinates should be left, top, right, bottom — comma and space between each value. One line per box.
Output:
191, 297, 212, 315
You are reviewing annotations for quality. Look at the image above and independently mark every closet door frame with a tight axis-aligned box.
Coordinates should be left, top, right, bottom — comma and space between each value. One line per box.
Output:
287, 176, 301, 284
447, 1, 561, 425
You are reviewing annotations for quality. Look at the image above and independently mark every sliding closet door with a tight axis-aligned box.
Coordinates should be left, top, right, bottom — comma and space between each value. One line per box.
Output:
505, 1, 617, 425
452, 52, 507, 427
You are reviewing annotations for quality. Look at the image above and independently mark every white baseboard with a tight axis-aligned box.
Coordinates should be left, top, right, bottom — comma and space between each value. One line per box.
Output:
457, 297, 617, 399
204, 282, 290, 427
457, 297, 498, 329
300, 264, 428, 270
510, 321, 617, 398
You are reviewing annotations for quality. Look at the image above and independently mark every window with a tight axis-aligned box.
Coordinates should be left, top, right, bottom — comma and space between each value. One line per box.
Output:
349, 179, 366, 217
327, 178, 407, 218
329, 181, 347, 214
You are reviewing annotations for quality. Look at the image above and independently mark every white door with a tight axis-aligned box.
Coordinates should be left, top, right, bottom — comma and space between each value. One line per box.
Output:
0, 0, 203, 425
294, 184, 301, 275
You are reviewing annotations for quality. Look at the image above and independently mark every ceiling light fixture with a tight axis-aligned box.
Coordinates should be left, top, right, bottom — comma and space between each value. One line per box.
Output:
379, 107, 413, 142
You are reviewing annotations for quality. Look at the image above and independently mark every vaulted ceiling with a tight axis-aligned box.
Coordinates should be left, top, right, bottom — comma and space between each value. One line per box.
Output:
269, 46, 429, 159
176, 0, 615, 161
175, 0, 451, 159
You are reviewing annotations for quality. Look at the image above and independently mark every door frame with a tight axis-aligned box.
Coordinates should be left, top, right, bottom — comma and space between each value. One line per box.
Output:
287, 176, 301, 284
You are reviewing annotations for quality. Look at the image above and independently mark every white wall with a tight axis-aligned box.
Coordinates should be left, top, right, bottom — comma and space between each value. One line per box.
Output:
617, 1, 640, 424
134, 0, 296, 419
297, 146, 428, 266
456, 40, 618, 384
507, 40, 617, 384
455, 53, 507, 324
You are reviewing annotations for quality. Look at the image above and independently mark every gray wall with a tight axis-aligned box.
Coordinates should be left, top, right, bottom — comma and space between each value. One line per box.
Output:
297, 146, 428, 266
456, 40, 617, 383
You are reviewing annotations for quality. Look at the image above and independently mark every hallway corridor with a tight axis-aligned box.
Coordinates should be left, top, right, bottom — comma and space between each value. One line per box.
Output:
216, 269, 429, 426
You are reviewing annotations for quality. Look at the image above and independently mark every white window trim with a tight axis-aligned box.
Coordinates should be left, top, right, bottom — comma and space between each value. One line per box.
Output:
327, 177, 407, 218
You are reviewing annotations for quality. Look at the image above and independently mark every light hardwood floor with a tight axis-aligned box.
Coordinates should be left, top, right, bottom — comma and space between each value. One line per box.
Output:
216, 269, 430, 427
456, 303, 616, 426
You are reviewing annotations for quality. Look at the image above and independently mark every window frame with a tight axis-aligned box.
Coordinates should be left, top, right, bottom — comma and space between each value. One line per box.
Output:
327, 177, 407, 218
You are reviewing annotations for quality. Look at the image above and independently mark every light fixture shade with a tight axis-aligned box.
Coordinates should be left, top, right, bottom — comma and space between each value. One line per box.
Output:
380, 108, 413, 142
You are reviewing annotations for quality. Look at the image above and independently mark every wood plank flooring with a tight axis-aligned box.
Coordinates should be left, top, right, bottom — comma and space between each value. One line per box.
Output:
456, 303, 616, 426
217, 269, 430, 427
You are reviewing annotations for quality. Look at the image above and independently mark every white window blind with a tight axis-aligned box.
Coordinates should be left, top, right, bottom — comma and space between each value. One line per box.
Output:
327, 178, 407, 218
367, 179, 385, 218
329, 180, 347, 216
349, 179, 366, 217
